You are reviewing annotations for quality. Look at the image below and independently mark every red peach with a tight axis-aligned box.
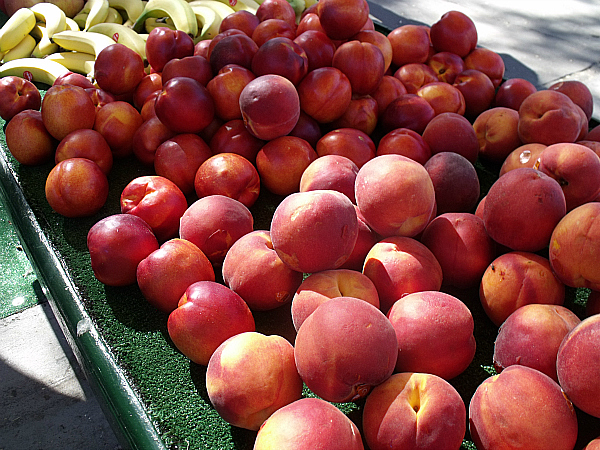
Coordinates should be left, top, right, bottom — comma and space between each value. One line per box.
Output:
463, 47, 505, 88
339, 205, 380, 272
329, 94, 378, 136
362, 236, 443, 314
270, 189, 358, 273
393, 63, 438, 94
297, 66, 353, 124
316, 0, 369, 40
370, 75, 408, 119
315, 127, 375, 169
167, 280, 255, 365
136, 238, 215, 313
5, 109, 56, 166
452, 68, 496, 119
421, 112, 479, 164
221, 230, 304, 311
375, 128, 431, 165
294, 296, 397, 402
549, 79, 594, 121
494, 77, 537, 111
299, 154, 359, 203
427, 51, 465, 84
498, 143, 547, 177
293, 29, 336, 72
131, 116, 176, 166
479, 251, 566, 326
386, 24, 431, 67
416, 81, 466, 116
206, 64, 255, 122
41, 84, 96, 141
332, 40, 385, 96
473, 106, 522, 164
54, 129, 113, 176
429, 10, 478, 58
93, 100, 144, 159
209, 119, 265, 165
388, 290, 476, 379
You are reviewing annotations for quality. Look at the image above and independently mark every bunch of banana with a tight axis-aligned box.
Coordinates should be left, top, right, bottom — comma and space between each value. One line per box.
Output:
132, 0, 198, 38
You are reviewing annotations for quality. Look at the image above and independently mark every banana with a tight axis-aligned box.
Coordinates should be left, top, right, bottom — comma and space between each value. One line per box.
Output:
0, 7, 37, 53
143, 17, 176, 33
52, 30, 117, 55
105, 7, 124, 23
88, 22, 147, 59
83, 0, 110, 30
73, 12, 88, 30
45, 51, 96, 77
0, 57, 70, 85
2, 34, 36, 62
132, 0, 198, 38
65, 17, 81, 31
189, 4, 220, 42
29, 2, 67, 38
30, 23, 60, 57
108, 0, 145, 22
189, 0, 235, 21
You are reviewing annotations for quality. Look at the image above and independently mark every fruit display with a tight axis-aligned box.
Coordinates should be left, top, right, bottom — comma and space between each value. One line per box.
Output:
1, 1, 600, 449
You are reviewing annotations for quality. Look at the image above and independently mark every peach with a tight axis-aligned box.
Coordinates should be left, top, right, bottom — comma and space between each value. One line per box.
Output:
379, 93, 435, 134
54, 129, 113, 176
239, 74, 300, 140
120, 175, 189, 243
87, 214, 159, 287
154, 133, 213, 196
452, 68, 496, 119
493, 304, 581, 382
221, 230, 304, 311
427, 51, 465, 84
362, 372, 466, 450
219, 9, 260, 36
255, 136, 318, 196
179, 195, 254, 266
299, 154, 359, 203
549, 79, 594, 121
253, 397, 364, 450
131, 116, 176, 166
315, 127, 376, 169
206, 331, 303, 430
5, 109, 56, 166
494, 77, 537, 110
557, 314, 600, 418
41, 83, 96, 141
93, 100, 144, 159
291, 268, 379, 330
421, 112, 479, 164
469, 365, 579, 450
293, 29, 336, 73
388, 291, 476, 379
584, 438, 600, 450
94, 43, 145, 97
517, 89, 583, 145
421, 213, 496, 289
416, 81, 466, 116
251, 37, 309, 86
133, 73, 162, 110
316, 0, 369, 40
209, 119, 265, 165
294, 296, 397, 402
209, 33, 258, 73
355, 154, 436, 238
534, 142, 600, 211
161, 55, 213, 87
479, 251, 566, 326
362, 236, 443, 314
297, 66, 353, 124
206, 64, 255, 122
498, 142, 546, 177
463, 47, 505, 88
167, 281, 255, 365
251, 18, 296, 47
482, 167, 566, 252
287, 111, 322, 149
44, 158, 109, 218
393, 63, 438, 94
351, 29, 393, 73
549, 202, 600, 290
386, 24, 431, 67
375, 128, 431, 165
586, 123, 600, 142
424, 152, 480, 214
329, 94, 378, 136
332, 40, 385, 96
136, 238, 215, 314
194, 153, 260, 208
429, 10, 477, 58
473, 106, 522, 164
270, 189, 358, 273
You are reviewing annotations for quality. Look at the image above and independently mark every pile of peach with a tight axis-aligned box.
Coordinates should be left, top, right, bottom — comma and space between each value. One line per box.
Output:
2, 0, 600, 448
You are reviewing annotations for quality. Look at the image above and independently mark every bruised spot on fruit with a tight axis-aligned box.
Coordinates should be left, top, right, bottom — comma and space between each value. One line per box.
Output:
275, 291, 291, 303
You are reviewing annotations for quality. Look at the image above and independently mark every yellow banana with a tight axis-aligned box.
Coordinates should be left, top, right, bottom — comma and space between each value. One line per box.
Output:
189, 4, 220, 42
83, 0, 110, 30
30, 23, 61, 57
73, 12, 88, 29
2, 34, 36, 62
189, 0, 235, 21
29, 2, 67, 38
105, 7, 124, 24
88, 22, 147, 59
0, 57, 70, 85
52, 30, 117, 55
45, 51, 96, 78
0, 7, 37, 53
143, 17, 176, 33
65, 17, 81, 31
108, 0, 145, 22
132, 0, 198, 38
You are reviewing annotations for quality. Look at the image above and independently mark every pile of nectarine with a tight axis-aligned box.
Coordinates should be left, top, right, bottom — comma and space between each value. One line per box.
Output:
2, 0, 600, 448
